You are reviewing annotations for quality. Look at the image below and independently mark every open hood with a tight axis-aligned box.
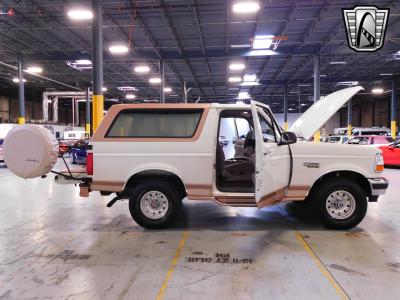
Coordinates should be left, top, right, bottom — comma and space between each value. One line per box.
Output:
290, 86, 364, 140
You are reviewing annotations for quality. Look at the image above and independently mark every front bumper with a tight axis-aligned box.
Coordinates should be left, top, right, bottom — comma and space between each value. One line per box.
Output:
368, 177, 389, 196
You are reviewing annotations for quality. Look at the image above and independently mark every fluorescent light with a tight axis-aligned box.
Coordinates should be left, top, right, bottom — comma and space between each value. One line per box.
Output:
67, 8, 93, 20
252, 35, 274, 49
238, 91, 250, 99
298, 83, 310, 87
47, 100, 52, 103
134, 65, 150, 73
126, 94, 136, 99
229, 77, 242, 83
26, 66, 42, 74
102, 87, 107, 92
229, 62, 245, 71
164, 87, 172, 92
118, 86, 137, 91
12, 78, 26, 83
240, 81, 259, 86
231, 44, 251, 48
337, 81, 358, 86
329, 61, 347, 64
232, 1, 260, 14
372, 88, 383, 94
380, 73, 393, 76
109, 45, 129, 54
149, 77, 161, 84
247, 49, 277, 56
243, 74, 257, 82
76, 59, 91, 65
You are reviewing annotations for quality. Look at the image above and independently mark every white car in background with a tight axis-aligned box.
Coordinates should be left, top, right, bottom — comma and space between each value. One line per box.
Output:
326, 135, 349, 144
0, 124, 16, 162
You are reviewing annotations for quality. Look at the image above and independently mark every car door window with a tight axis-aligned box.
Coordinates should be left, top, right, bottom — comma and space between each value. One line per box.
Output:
257, 112, 276, 143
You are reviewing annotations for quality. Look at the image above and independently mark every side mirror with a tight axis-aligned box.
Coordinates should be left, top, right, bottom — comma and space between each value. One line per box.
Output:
279, 131, 297, 146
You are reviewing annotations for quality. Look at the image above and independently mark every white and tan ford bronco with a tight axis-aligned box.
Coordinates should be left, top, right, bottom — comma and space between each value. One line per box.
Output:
73, 86, 386, 229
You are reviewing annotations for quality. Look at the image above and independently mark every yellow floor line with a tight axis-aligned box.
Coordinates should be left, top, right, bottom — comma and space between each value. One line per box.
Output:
295, 231, 350, 300
156, 230, 190, 300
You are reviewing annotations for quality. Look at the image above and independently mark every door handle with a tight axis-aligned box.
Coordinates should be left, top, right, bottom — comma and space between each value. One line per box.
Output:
263, 150, 271, 155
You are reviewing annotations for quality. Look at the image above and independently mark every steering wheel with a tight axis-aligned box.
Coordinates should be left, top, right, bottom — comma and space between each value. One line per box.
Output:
243, 130, 254, 149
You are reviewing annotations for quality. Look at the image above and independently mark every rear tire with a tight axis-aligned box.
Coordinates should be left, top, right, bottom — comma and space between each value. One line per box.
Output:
128, 179, 182, 229
311, 178, 367, 230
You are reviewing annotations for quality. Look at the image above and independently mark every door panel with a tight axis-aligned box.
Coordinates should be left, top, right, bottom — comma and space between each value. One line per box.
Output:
251, 103, 291, 207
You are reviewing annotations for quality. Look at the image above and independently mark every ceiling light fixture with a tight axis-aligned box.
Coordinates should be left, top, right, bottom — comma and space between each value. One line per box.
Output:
329, 61, 347, 64
230, 44, 251, 48
228, 77, 242, 83
102, 87, 107, 92
240, 82, 260, 86
164, 87, 172, 92
252, 35, 274, 49
134, 65, 150, 73
243, 74, 257, 82
118, 86, 137, 92
12, 78, 26, 83
26, 66, 43, 74
109, 45, 129, 54
379, 73, 393, 76
67, 8, 93, 20
372, 88, 383, 94
229, 62, 245, 71
238, 91, 250, 99
149, 77, 161, 84
126, 94, 136, 99
232, 1, 260, 14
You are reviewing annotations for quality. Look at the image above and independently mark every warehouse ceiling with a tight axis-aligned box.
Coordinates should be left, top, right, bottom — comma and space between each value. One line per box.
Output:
0, 0, 399, 112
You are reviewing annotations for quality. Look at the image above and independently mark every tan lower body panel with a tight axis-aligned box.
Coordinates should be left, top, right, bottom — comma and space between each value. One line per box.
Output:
90, 181, 125, 192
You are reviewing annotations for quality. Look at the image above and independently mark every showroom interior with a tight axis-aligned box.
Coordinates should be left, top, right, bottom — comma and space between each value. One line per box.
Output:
1, 0, 400, 299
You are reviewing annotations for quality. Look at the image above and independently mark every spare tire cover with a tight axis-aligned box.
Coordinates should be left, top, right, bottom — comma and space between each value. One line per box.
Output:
3, 125, 58, 178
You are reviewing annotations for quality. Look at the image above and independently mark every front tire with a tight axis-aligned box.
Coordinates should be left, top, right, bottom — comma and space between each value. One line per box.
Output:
312, 178, 367, 229
128, 179, 182, 229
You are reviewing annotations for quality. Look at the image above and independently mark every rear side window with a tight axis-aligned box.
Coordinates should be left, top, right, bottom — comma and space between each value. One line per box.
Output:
106, 109, 203, 138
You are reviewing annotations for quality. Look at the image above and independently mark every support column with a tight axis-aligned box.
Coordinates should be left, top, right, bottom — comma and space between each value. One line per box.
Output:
75, 98, 80, 126
391, 80, 397, 139
72, 97, 75, 127
160, 60, 165, 103
86, 87, 91, 135
92, 0, 104, 131
183, 81, 187, 103
52, 97, 58, 123
42, 92, 49, 122
313, 53, 320, 142
283, 85, 288, 131
17, 53, 25, 125
347, 99, 352, 136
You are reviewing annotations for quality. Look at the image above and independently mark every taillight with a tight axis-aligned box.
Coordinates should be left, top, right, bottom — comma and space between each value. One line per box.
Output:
86, 152, 93, 175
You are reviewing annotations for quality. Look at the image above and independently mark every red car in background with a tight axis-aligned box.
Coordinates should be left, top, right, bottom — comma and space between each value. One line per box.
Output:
379, 141, 400, 166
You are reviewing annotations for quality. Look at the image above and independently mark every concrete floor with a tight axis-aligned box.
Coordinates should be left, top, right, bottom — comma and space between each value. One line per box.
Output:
0, 162, 400, 300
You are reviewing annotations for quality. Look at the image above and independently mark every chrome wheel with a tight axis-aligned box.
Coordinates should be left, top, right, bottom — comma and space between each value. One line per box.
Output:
326, 190, 356, 220
140, 191, 169, 219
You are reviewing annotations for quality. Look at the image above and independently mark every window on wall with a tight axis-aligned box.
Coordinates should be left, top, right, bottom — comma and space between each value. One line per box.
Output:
106, 109, 203, 138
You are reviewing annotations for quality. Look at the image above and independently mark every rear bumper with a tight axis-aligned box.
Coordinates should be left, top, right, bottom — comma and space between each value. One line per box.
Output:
368, 177, 389, 196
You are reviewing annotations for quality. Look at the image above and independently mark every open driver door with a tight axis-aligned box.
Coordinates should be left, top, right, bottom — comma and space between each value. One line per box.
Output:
250, 101, 291, 208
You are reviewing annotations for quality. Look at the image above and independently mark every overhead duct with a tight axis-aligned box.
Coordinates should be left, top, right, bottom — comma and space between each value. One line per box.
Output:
42, 91, 92, 124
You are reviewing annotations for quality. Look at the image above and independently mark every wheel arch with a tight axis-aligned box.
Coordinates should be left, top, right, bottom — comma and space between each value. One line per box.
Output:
123, 169, 187, 199
308, 170, 372, 199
